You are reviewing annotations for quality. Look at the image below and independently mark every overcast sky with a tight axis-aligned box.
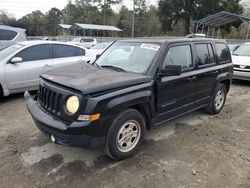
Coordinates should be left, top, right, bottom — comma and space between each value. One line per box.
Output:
0, 0, 158, 19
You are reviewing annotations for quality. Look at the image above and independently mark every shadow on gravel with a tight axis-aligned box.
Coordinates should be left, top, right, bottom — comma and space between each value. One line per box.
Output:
232, 80, 250, 86
0, 91, 37, 104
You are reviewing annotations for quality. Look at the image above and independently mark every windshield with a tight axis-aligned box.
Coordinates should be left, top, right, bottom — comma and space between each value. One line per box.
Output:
92, 42, 111, 49
233, 44, 250, 56
0, 44, 24, 60
95, 42, 161, 74
72, 38, 81, 42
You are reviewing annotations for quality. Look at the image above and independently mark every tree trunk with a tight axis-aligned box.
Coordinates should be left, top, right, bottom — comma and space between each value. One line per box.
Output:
184, 17, 191, 35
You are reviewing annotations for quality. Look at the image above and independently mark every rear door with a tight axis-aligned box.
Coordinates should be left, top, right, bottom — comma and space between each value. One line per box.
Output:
193, 42, 218, 107
52, 44, 86, 69
5, 44, 52, 92
156, 43, 197, 123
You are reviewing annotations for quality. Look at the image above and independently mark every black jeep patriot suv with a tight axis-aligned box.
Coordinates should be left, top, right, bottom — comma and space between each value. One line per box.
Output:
25, 38, 233, 160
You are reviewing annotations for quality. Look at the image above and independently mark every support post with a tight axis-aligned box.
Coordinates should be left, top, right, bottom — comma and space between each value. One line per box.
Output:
132, 0, 135, 37
212, 27, 215, 38
246, 22, 250, 41
202, 25, 204, 34
207, 26, 210, 37
196, 24, 199, 33
217, 27, 220, 38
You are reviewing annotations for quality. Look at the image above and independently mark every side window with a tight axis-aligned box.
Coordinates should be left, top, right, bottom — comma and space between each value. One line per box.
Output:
215, 43, 231, 63
195, 44, 214, 66
16, 44, 50, 62
76, 48, 85, 56
163, 45, 192, 69
207, 44, 215, 63
52, 44, 82, 58
0, 29, 18, 40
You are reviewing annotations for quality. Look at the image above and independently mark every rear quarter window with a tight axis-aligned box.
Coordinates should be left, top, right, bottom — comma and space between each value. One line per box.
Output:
0, 29, 18, 40
215, 43, 231, 63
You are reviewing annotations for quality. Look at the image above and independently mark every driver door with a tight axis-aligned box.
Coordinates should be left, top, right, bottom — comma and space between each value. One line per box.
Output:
4, 44, 52, 92
156, 43, 197, 123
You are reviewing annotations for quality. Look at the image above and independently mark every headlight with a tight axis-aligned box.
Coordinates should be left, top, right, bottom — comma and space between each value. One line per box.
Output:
66, 96, 80, 114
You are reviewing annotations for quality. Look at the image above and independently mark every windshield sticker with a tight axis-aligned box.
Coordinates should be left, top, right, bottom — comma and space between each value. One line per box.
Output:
140, 43, 160, 51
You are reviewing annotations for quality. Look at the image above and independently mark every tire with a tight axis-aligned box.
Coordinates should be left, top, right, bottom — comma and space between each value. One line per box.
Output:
105, 108, 146, 160
0, 84, 3, 98
205, 83, 227, 115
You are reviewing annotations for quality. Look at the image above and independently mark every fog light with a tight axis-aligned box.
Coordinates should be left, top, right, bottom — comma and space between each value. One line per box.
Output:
51, 135, 56, 143
78, 113, 100, 121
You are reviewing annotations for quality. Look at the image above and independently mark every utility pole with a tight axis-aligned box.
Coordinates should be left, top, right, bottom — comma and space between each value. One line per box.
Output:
132, 0, 135, 37
103, 0, 106, 25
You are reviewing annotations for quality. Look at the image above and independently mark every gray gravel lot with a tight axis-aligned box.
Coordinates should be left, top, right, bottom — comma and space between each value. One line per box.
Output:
0, 81, 250, 188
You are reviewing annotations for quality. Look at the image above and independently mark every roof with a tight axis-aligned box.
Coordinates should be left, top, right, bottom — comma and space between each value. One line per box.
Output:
0, 25, 26, 32
17, 40, 87, 49
58, 24, 72, 29
119, 37, 226, 44
195, 11, 250, 27
71, 23, 122, 32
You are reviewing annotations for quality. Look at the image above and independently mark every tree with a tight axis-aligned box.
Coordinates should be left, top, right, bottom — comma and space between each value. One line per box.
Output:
158, 0, 243, 34
46, 8, 63, 36
19, 11, 46, 36
94, 0, 121, 24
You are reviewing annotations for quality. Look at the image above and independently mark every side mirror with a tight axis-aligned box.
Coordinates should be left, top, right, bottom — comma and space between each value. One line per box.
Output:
159, 64, 182, 76
96, 54, 101, 60
11, 57, 23, 64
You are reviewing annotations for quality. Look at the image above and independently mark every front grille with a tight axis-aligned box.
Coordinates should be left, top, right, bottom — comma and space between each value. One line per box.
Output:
37, 79, 82, 123
38, 84, 63, 116
234, 65, 250, 69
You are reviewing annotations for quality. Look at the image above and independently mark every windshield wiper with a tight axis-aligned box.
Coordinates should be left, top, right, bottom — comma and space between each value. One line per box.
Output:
101, 65, 125, 72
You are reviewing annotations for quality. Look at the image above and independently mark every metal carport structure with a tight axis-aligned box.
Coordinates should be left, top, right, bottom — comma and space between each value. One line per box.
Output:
194, 11, 250, 40
70, 23, 123, 37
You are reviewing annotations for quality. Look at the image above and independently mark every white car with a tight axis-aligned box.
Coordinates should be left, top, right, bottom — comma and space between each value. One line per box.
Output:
69, 37, 97, 48
0, 41, 94, 97
88, 42, 112, 56
232, 43, 250, 81
0, 25, 27, 50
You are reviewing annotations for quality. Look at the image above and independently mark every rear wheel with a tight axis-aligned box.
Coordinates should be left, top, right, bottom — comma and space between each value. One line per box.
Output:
0, 84, 3, 98
206, 84, 227, 115
105, 108, 146, 160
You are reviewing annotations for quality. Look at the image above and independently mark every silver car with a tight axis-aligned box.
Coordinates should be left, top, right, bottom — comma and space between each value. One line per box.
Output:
0, 25, 27, 50
0, 41, 94, 97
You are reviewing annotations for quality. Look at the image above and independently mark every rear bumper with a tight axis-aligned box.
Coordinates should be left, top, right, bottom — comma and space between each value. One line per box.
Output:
233, 70, 250, 81
24, 91, 106, 149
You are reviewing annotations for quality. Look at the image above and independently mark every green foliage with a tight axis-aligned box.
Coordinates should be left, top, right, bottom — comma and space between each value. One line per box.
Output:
0, 0, 246, 38
159, 0, 243, 34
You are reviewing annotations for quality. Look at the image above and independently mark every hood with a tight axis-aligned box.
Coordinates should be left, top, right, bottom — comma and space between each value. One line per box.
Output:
42, 62, 151, 94
232, 55, 250, 66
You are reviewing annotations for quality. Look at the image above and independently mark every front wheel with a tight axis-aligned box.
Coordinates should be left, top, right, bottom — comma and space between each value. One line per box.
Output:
206, 84, 227, 115
105, 108, 146, 160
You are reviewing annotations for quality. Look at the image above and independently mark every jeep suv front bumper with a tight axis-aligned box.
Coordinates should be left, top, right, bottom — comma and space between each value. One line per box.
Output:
24, 91, 106, 149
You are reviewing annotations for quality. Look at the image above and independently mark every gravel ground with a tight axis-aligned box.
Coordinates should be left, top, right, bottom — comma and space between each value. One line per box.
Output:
0, 81, 250, 188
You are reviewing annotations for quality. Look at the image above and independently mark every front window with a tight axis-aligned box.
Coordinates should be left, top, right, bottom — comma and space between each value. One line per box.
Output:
233, 44, 250, 57
91, 42, 111, 49
0, 44, 25, 60
95, 42, 161, 74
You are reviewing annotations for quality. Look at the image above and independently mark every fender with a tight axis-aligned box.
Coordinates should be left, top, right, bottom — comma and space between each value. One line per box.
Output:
214, 71, 232, 88
106, 90, 153, 115
83, 81, 155, 117
0, 81, 9, 97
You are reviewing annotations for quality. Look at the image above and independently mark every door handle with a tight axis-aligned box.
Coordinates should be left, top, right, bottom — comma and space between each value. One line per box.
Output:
212, 70, 219, 74
187, 76, 197, 81
43, 64, 51, 68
